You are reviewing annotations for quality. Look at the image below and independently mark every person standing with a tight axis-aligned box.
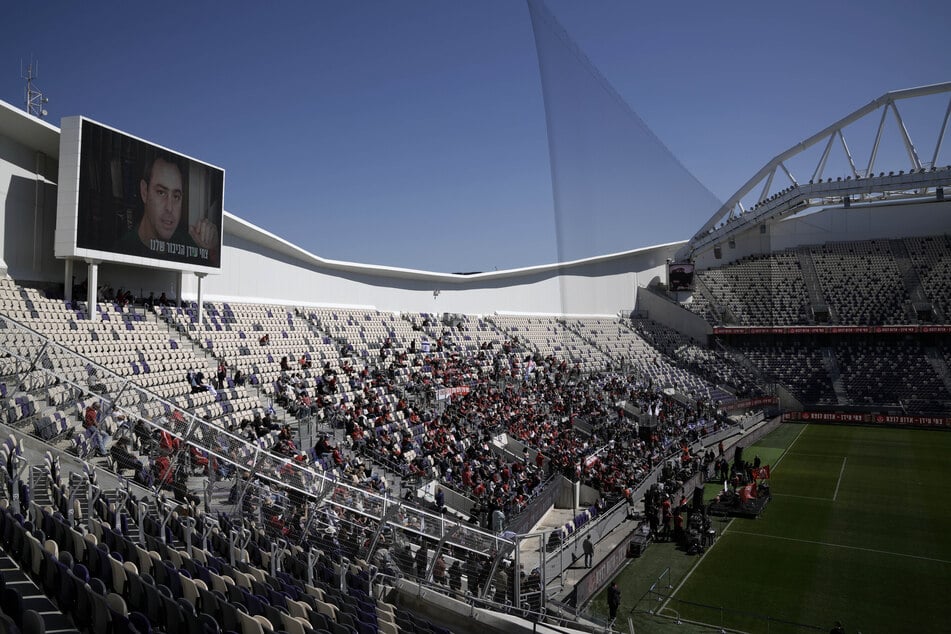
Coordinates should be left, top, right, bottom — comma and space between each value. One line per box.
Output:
582, 535, 594, 567
448, 560, 462, 596
608, 580, 621, 622
217, 358, 227, 390
415, 546, 428, 580
432, 553, 447, 585
83, 402, 110, 456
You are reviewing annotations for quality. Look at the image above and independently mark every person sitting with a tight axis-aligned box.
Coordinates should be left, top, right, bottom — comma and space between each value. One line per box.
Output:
186, 369, 204, 393
196, 370, 213, 393
190, 445, 210, 474
110, 437, 145, 474
259, 333, 270, 346
158, 429, 181, 455
314, 434, 333, 458
83, 402, 110, 457
153, 455, 173, 487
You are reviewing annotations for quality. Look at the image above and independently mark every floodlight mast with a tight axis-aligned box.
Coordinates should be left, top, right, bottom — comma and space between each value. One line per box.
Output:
21, 59, 49, 118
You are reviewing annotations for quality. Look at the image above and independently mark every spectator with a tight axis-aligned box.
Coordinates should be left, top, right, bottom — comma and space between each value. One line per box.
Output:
153, 455, 173, 487
448, 560, 462, 596
187, 369, 208, 393
83, 402, 110, 456
583, 535, 594, 567
432, 553, 447, 585
415, 546, 428, 580
217, 359, 227, 389
608, 580, 621, 621
110, 437, 144, 473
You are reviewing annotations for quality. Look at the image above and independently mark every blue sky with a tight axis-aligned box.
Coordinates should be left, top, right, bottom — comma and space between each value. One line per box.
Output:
4, 1, 950, 272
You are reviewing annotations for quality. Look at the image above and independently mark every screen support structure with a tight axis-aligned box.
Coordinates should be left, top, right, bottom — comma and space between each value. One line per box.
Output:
85, 260, 99, 321
195, 273, 207, 328
63, 259, 73, 304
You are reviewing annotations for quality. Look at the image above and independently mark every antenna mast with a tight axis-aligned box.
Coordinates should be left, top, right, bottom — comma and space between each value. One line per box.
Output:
21, 59, 49, 118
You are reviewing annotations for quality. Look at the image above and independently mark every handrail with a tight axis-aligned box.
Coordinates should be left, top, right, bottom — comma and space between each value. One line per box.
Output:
0, 311, 513, 557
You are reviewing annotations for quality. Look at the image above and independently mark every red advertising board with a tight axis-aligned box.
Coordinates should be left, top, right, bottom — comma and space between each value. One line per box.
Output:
714, 325, 951, 336
783, 411, 951, 427
723, 396, 779, 411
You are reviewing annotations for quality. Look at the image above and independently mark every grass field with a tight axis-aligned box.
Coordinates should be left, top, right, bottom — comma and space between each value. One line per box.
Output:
590, 423, 951, 633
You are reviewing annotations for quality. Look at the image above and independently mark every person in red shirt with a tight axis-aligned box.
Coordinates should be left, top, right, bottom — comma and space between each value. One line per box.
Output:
83, 403, 110, 456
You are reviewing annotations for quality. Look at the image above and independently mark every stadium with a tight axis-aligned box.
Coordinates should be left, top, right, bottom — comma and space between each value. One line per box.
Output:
0, 2, 950, 634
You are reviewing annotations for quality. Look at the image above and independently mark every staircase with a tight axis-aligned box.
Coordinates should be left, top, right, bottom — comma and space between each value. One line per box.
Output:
796, 248, 832, 323
693, 275, 734, 324
821, 347, 849, 405
924, 347, 951, 400
713, 338, 771, 387
889, 239, 932, 322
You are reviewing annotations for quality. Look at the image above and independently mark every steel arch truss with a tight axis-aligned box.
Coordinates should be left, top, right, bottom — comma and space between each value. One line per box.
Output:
687, 82, 951, 257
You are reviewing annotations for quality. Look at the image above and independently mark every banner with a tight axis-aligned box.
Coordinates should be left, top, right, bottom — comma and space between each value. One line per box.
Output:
722, 396, 779, 411
783, 411, 951, 427
714, 325, 951, 336
435, 386, 470, 401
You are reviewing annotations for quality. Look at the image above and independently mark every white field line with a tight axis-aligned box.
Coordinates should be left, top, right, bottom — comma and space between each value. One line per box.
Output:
726, 529, 951, 566
659, 517, 734, 615
661, 423, 810, 612
772, 493, 833, 502
773, 423, 808, 469
833, 457, 847, 501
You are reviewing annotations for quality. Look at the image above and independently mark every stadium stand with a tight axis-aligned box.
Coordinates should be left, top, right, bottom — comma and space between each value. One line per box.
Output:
0, 294, 740, 630
695, 252, 810, 326
1, 10, 950, 627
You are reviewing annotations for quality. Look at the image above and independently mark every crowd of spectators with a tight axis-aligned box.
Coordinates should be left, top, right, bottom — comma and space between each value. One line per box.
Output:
129, 323, 734, 548
256, 337, 737, 529
0, 277, 753, 611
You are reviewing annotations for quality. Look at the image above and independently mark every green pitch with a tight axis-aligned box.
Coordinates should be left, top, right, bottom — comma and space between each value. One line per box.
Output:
592, 423, 951, 633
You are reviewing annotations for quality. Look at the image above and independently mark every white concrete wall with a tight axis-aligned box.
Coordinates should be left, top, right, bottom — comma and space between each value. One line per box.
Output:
179, 230, 678, 316
636, 286, 712, 343
693, 198, 951, 269
0, 134, 58, 281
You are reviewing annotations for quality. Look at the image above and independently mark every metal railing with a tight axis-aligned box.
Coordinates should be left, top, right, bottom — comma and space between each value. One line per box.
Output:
0, 312, 513, 560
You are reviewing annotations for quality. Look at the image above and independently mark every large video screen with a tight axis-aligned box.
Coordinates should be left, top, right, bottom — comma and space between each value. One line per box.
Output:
668, 261, 695, 291
60, 118, 223, 269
